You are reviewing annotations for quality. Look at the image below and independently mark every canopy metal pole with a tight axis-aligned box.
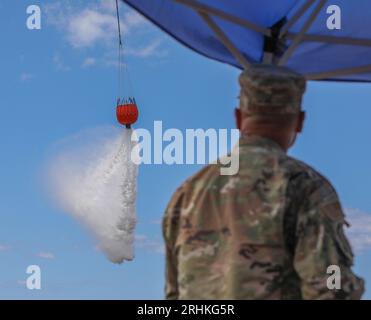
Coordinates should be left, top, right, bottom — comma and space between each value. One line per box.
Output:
306, 64, 371, 80
174, 0, 270, 36
263, 52, 274, 64
198, 12, 251, 70
279, 0, 316, 38
173, 0, 371, 80
262, 18, 287, 65
279, 0, 327, 66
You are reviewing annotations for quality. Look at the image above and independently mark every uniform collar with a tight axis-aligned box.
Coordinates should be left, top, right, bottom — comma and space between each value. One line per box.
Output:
238, 134, 286, 154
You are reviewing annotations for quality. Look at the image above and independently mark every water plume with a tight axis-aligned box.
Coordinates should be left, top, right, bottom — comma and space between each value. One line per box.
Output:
46, 126, 138, 263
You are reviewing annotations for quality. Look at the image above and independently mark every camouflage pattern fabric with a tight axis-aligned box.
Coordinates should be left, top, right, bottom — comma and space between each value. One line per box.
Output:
163, 135, 364, 299
239, 64, 306, 115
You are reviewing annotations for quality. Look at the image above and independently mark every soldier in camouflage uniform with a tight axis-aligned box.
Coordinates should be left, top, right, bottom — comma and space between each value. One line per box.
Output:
163, 64, 364, 300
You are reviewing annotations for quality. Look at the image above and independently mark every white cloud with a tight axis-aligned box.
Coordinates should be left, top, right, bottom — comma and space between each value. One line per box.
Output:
135, 234, 165, 254
45, 1, 148, 48
53, 53, 71, 71
20, 73, 34, 82
82, 57, 96, 68
37, 252, 55, 260
98, 0, 116, 14
17, 280, 26, 287
0, 245, 10, 252
123, 10, 147, 29
67, 9, 119, 48
345, 208, 371, 253
126, 38, 168, 58
44, 1, 164, 61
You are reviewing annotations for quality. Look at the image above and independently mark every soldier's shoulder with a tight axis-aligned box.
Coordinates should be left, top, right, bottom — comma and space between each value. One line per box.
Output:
281, 155, 336, 194
167, 163, 219, 204
282, 156, 345, 223
178, 163, 220, 193
287, 157, 344, 216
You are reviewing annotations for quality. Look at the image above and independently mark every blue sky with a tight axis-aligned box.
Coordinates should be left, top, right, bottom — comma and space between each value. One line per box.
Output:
0, 0, 370, 299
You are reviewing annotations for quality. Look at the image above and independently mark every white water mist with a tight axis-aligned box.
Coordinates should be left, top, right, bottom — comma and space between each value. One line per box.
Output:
47, 126, 138, 264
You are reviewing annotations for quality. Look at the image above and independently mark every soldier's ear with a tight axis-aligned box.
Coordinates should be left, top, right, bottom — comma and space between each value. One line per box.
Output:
296, 111, 306, 133
235, 108, 242, 130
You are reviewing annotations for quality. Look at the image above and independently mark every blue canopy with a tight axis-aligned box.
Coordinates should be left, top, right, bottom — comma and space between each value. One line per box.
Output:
122, 0, 371, 82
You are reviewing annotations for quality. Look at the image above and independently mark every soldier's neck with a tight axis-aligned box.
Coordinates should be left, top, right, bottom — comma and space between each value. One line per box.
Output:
241, 130, 291, 153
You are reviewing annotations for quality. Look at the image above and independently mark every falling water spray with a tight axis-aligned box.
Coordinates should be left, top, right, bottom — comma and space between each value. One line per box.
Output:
47, 127, 138, 264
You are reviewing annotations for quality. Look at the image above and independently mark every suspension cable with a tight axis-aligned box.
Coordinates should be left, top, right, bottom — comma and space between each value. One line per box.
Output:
115, 0, 136, 103
115, 0, 123, 47
115, 0, 123, 103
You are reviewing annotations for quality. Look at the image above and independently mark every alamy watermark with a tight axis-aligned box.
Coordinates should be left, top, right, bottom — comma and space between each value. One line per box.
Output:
327, 265, 341, 290
326, 5, 341, 30
26, 265, 41, 290
26, 5, 41, 30
130, 121, 240, 176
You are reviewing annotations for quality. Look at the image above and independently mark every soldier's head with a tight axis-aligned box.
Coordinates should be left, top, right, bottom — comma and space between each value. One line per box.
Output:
235, 64, 307, 151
